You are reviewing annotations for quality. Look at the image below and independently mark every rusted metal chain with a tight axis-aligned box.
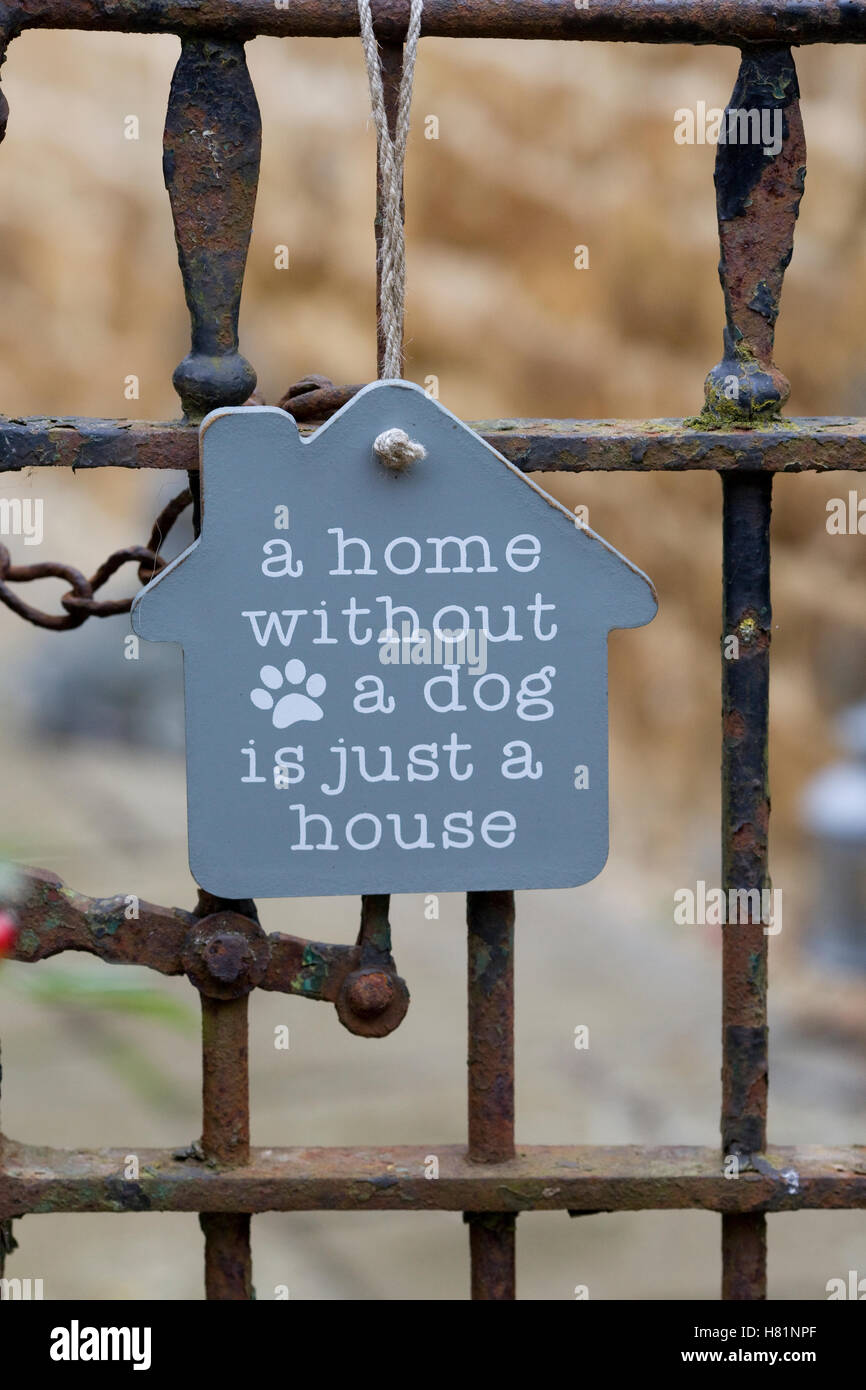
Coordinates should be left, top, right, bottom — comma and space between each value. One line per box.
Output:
277, 374, 363, 422
0, 486, 191, 629
0, 367, 413, 642
0, 378, 364, 632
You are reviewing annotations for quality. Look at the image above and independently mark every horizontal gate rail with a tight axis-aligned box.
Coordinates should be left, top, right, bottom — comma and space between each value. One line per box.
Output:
2, 415, 866, 474
5, 0, 866, 45
4, 1143, 866, 1216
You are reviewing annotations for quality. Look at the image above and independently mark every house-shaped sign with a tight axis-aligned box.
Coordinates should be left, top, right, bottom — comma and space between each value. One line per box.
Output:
132, 381, 656, 898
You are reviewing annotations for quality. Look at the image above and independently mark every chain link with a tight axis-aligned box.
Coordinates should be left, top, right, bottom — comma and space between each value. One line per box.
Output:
0, 377, 359, 633
0, 488, 192, 630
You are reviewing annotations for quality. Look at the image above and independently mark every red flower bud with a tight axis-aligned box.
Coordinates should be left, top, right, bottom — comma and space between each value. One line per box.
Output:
0, 911, 18, 957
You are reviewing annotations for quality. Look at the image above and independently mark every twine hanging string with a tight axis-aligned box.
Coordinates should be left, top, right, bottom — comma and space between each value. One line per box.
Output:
358, 0, 424, 384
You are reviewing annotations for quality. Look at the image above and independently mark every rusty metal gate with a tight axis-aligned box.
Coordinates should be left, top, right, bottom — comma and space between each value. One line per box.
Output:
1, 0, 865, 1303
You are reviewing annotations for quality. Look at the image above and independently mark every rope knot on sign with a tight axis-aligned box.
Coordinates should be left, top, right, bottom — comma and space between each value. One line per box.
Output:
373, 426, 427, 470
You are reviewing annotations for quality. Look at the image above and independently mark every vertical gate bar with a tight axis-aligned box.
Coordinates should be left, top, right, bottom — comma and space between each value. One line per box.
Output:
700, 48, 805, 429
705, 45, 798, 1302
467, 891, 515, 1160
201, 994, 251, 1167
199, 994, 252, 1300
200, 1211, 253, 1301
192, 892, 256, 1301
161, 33, 261, 1299
188, 481, 255, 1299
465, 890, 516, 1299
188, 464, 256, 1303
468, 1213, 518, 1301
163, 34, 261, 421
722, 1213, 767, 1303
720, 471, 772, 1300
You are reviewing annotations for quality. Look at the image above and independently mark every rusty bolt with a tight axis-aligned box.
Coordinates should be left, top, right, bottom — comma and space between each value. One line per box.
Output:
346, 970, 394, 1017
336, 967, 410, 1038
202, 933, 254, 984
181, 913, 269, 1000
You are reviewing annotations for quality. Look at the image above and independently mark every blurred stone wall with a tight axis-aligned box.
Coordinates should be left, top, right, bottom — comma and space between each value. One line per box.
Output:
0, 32, 863, 850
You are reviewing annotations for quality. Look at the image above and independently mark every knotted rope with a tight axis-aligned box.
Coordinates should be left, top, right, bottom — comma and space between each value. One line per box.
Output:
358, 0, 423, 382
357, 1, 426, 468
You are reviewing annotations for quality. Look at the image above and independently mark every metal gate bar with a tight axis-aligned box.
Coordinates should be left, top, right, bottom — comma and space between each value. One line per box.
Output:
4, 1142, 865, 1211
3, 417, 865, 476
721, 474, 772, 1302
6, 1, 866, 45
1, 0, 865, 1303
466, 891, 516, 1300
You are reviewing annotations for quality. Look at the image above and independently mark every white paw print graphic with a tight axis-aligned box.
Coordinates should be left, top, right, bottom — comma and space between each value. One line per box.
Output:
250, 659, 326, 729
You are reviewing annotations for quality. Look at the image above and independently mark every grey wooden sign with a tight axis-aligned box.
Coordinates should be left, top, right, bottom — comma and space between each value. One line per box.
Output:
132, 381, 656, 898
